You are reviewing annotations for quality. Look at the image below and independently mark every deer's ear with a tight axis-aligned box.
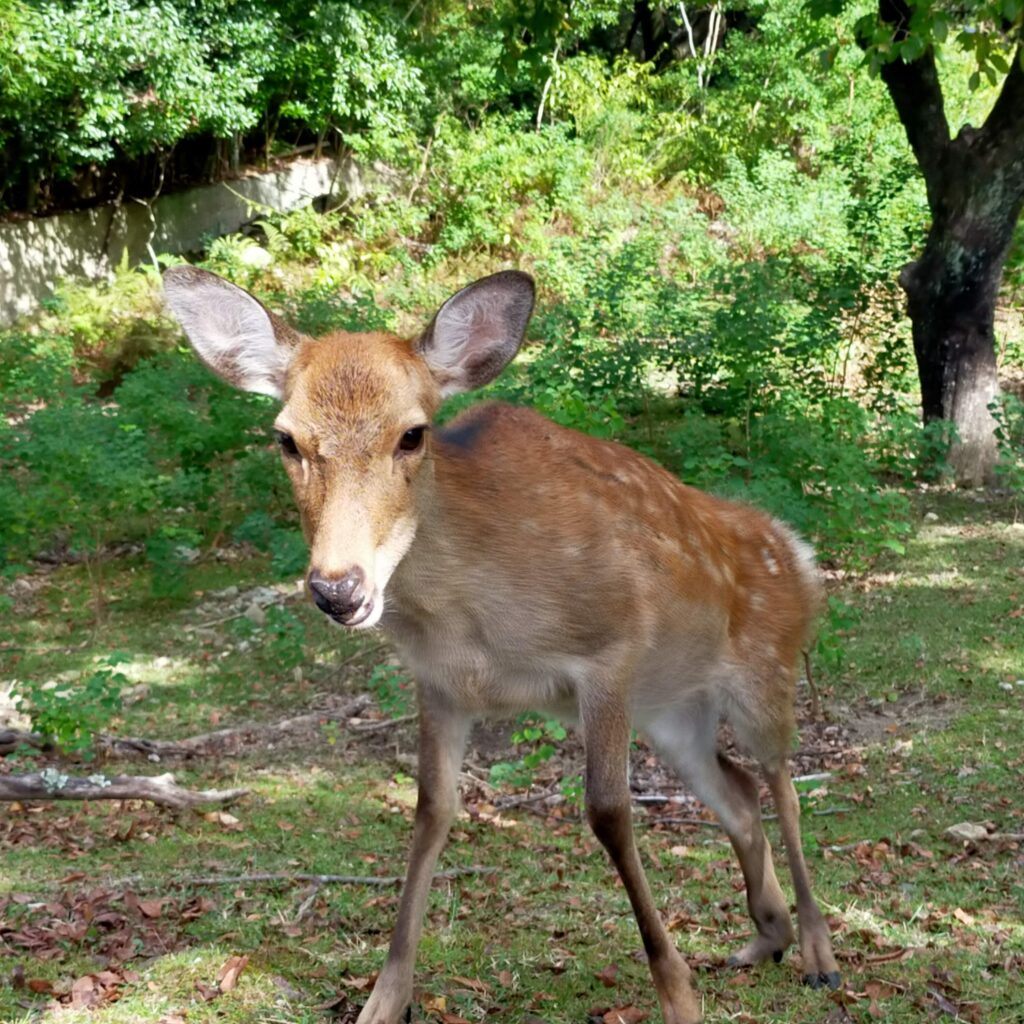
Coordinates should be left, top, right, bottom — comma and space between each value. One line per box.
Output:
163, 266, 301, 399
416, 271, 534, 397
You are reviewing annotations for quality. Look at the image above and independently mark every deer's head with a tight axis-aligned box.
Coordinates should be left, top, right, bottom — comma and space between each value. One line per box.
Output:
164, 266, 534, 628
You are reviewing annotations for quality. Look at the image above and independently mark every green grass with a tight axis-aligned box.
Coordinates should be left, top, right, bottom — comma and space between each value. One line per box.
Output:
2, 491, 1022, 1023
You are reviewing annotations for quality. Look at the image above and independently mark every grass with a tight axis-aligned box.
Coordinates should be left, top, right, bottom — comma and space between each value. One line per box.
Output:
1, 491, 1022, 1023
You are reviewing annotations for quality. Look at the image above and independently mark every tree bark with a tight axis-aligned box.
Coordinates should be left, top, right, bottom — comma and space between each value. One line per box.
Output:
875, 2, 1024, 486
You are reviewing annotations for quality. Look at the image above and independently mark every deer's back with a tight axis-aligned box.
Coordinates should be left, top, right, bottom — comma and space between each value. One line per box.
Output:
386, 402, 818, 744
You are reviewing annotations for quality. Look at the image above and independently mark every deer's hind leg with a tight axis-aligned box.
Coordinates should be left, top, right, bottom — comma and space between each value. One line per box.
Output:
644, 701, 796, 968
761, 761, 840, 990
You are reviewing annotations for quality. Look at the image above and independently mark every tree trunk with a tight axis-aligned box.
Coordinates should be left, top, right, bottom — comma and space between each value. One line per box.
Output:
874, 4, 1024, 486
898, 163, 1017, 486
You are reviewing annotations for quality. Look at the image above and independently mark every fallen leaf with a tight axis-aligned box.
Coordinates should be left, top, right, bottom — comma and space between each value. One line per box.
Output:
70, 975, 98, 1009
944, 822, 988, 844
594, 963, 620, 988
204, 811, 242, 830
450, 975, 490, 994
217, 954, 249, 993
137, 898, 164, 919
342, 976, 374, 991
603, 1006, 647, 1024
953, 907, 976, 927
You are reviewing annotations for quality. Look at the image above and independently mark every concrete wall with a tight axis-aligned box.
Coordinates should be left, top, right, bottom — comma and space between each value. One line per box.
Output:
0, 157, 360, 327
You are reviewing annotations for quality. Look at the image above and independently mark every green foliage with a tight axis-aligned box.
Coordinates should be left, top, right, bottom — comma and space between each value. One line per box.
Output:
368, 662, 414, 720
234, 513, 307, 579
0, 0, 427, 211
489, 714, 568, 790
831, 0, 1024, 84
17, 655, 129, 758
991, 393, 1024, 499
815, 596, 861, 674
145, 525, 202, 599
262, 606, 307, 672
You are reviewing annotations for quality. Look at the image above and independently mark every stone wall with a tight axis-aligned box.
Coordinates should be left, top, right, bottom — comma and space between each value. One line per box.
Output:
0, 157, 360, 327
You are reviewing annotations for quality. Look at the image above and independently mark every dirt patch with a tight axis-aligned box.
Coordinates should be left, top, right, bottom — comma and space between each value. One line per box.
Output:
840, 691, 959, 746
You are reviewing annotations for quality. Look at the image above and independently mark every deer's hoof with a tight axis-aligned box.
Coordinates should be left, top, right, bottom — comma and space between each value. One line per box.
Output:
803, 971, 841, 990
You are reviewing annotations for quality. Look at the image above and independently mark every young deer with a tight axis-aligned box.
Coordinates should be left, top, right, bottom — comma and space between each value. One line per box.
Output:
164, 266, 840, 1024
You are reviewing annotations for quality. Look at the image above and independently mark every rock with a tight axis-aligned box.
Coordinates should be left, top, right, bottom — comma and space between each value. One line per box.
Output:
923, 511, 939, 522
239, 245, 273, 268
944, 821, 988, 844
244, 602, 266, 626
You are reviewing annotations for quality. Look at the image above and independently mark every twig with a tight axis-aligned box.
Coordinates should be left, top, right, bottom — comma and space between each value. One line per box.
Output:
802, 649, 822, 722
292, 883, 323, 923
764, 806, 853, 822
646, 816, 723, 829
647, 807, 852, 829
185, 866, 497, 887
0, 729, 50, 756
349, 713, 417, 735
189, 610, 246, 630
495, 787, 560, 810
0, 771, 248, 809
96, 694, 373, 760
634, 793, 695, 805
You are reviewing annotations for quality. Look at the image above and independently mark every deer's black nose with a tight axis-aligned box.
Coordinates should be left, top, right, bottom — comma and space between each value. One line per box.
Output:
308, 569, 366, 623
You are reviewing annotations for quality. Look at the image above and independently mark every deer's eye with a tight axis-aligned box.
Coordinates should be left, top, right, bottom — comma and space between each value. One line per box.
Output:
274, 430, 299, 457
397, 425, 427, 454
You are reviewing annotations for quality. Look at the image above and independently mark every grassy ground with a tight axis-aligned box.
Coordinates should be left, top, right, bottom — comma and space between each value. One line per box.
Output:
1, 490, 1022, 1024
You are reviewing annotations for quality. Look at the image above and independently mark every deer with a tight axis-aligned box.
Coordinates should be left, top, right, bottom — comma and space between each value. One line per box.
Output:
163, 265, 840, 1024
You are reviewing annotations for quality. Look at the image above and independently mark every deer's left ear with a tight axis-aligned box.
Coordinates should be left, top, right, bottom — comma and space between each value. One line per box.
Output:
416, 270, 535, 397
163, 265, 301, 400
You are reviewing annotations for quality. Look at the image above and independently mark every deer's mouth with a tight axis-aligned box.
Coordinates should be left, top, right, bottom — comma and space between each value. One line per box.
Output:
319, 590, 383, 630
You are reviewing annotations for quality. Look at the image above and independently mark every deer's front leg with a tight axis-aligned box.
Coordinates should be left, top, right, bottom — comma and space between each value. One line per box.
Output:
356, 689, 470, 1024
582, 696, 702, 1024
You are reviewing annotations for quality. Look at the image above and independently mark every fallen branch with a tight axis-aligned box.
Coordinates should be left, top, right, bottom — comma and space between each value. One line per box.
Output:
645, 806, 852, 829
348, 712, 417, 735
101, 694, 373, 761
646, 816, 723, 829
0, 729, 50, 756
0, 770, 248, 809
495, 787, 561, 810
185, 866, 497, 887
1, 695, 376, 763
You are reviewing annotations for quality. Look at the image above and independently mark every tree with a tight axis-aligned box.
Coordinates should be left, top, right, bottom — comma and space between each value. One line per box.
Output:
819, 0, 1024, 485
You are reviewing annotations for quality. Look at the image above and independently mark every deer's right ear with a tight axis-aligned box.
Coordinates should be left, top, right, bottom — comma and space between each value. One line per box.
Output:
163, 266, 300, 399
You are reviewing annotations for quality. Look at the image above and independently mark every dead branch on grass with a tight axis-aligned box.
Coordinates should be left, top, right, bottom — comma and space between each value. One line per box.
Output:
0, 770, 248, 809
103, 694, 373, 759
0, 695, 373, 762
348, 712, 417, 735
186, 866, 497, 887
